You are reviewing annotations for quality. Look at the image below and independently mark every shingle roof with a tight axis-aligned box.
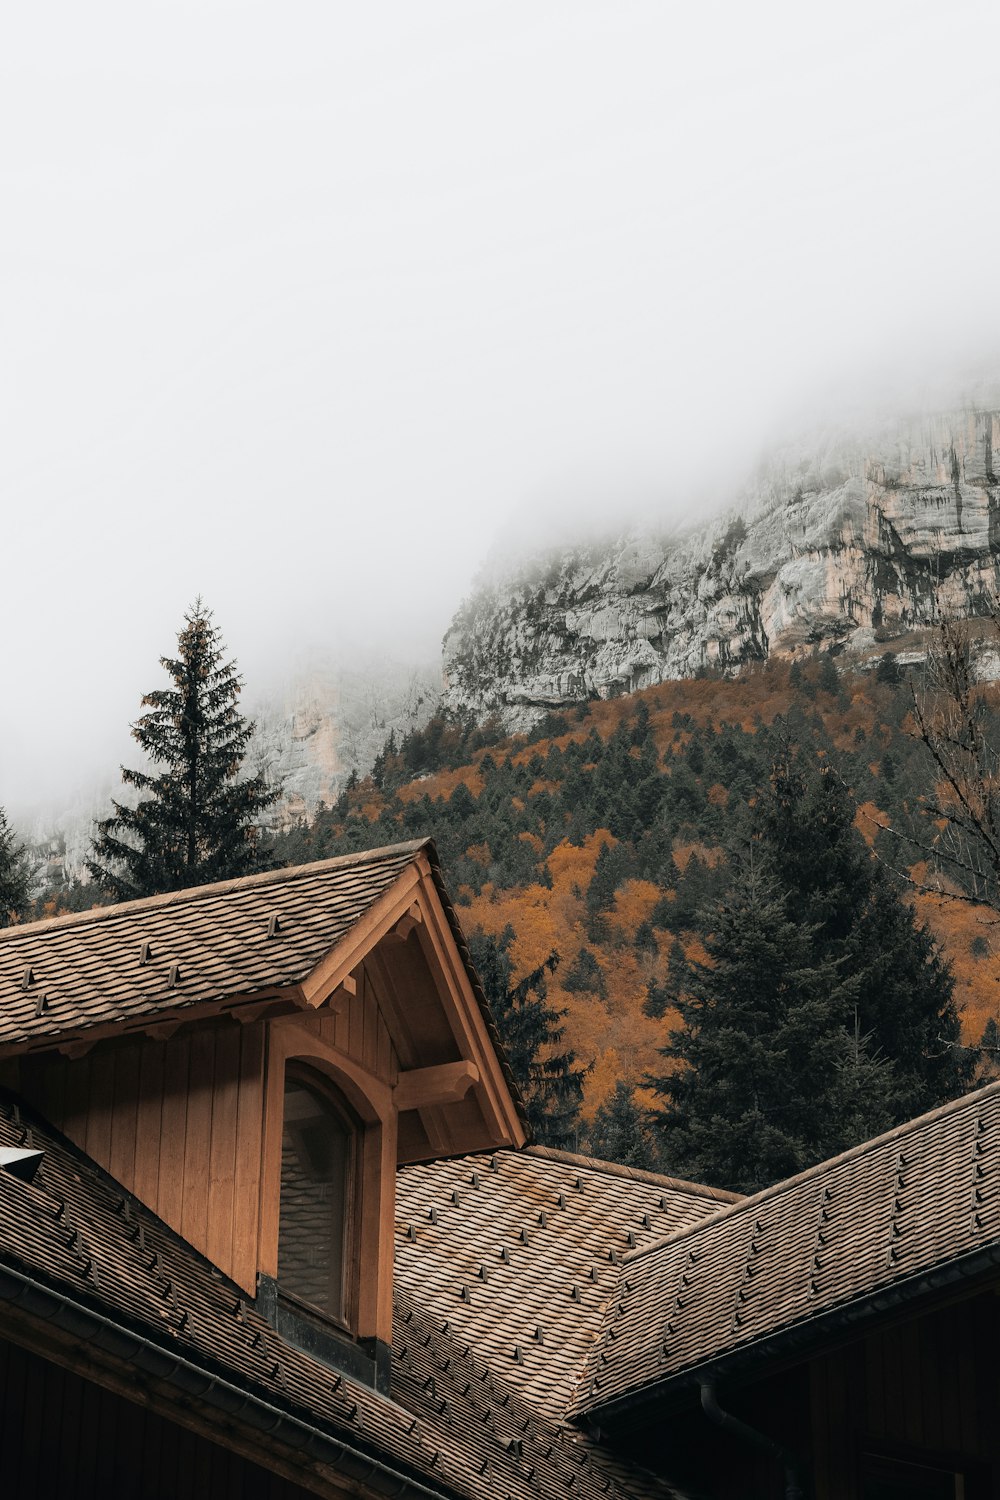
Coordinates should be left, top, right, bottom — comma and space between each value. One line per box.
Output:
0, 842, 425, 1051
395, 1144, 736, 1420
573, 1078, 1000, 1419
0, 1094, 681, 1500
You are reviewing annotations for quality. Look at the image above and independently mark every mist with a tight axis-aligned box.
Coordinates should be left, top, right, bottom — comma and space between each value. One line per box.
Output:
4, 1, 1000, 818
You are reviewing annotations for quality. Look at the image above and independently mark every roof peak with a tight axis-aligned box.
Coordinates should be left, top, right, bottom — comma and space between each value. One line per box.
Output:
0, 838, 433, 944
522, 1145, 740, 1204
622, 1072, 1000, 1268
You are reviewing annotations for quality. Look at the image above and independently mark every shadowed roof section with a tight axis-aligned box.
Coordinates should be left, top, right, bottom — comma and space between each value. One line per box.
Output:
395, 1144, 737, 1421
0, 1096, 681, 1500
572, 1078, 1000, 1422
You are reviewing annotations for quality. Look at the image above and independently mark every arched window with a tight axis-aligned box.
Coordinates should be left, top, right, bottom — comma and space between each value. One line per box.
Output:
278, 1069, 355, 1325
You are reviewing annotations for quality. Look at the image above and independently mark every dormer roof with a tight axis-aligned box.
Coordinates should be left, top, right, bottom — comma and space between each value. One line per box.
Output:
0, 839, 527, 1138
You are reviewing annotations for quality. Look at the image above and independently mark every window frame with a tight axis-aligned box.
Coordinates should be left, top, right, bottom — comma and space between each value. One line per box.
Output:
278, 1064, 360, 1333
257, 1015, 398, 1350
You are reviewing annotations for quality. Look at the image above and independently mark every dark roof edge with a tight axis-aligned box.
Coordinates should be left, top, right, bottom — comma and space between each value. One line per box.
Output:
419, 844, 531, 1139
0, 839, 432, 943
0, 1258, 457, 1500
522, 1146, 740, 1204
621, 1076, 1000, 1269
577, 1237, 1000, 1428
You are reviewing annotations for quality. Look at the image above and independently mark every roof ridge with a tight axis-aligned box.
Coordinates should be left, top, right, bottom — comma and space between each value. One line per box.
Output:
522, 1145, 740, 1203
0, 838, 431, 942
621, 1074, 1000, 1267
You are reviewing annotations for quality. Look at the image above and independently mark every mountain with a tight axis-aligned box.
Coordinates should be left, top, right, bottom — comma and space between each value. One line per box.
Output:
442, 405, 1000, 728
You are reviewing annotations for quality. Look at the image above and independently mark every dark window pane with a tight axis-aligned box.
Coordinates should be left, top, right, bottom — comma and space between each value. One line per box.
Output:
278, 1077, 350, 1320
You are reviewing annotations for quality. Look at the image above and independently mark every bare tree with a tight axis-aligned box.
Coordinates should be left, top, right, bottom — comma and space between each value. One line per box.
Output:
907, 610, 1000, 910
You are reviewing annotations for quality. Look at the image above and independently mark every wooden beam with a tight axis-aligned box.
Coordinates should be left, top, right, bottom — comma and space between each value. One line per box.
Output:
296, 866, 422, 1008
394, 1060, 480, 1112
390, 904, 422, 941
324, 974, 356, 1015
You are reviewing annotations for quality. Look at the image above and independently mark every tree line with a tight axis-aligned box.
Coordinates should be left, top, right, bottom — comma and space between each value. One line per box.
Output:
2, 605, 999, 1194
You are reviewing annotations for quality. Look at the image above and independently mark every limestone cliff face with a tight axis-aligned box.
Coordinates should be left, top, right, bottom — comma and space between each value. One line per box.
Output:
442, 408, 1000, 727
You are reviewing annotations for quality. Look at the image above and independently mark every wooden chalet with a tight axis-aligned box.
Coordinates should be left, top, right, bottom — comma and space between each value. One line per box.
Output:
0, 837, 998, 1498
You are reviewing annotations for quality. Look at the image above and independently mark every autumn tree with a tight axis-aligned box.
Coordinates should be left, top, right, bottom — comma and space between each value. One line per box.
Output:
905, 611, 1000, 908
467, 925, 584, 1148
0, 809, 32, 926
88, 601, 280, 900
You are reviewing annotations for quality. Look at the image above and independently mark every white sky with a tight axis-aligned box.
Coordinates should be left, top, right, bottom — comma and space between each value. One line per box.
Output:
4, 1, 1000, 812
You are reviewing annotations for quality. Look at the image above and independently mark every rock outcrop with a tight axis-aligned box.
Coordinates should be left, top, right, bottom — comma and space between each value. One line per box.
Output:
442, 407, 1000, 727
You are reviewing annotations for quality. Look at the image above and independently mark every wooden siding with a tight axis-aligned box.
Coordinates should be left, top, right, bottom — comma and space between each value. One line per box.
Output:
3, 959, 401, 1298
809, 1291, 1000, 1499
9, 1018, 267, 1293
0, 1336, 336, 1500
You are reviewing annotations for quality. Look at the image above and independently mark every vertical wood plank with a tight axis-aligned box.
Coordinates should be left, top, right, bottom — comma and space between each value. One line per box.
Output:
158, 1034, 191, 1229
182, 1024, 216, 1251
60, 1051, 92, 1153
232, 1021, 266, 1291
133, 1039, 166, 1208
85, 1049, 115, 1170
109, 1042, 140, 1189
207, 1022, 241, 1272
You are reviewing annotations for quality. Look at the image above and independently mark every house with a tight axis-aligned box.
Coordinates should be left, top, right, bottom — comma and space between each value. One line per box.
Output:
0, 838, 997, 1498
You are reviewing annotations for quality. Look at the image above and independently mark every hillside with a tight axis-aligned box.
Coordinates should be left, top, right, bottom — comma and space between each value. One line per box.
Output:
273, 654, 1000, 1129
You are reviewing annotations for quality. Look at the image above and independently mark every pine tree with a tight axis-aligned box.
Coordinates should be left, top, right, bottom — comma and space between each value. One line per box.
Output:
756, 754, 971, 1119
0, 809, 32, 927
648, 858, 889, 1194
589, 1082, 658, 1170
88, 601, 280, 900
468, 925, 584, 1147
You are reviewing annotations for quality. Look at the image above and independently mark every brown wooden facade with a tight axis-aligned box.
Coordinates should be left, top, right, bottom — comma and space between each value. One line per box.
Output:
619, 1277, 1000, 1497
0, 860, 525, 1350
0, 1335, 328, 1500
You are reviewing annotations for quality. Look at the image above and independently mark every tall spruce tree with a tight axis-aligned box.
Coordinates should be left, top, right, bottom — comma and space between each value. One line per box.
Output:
0, 808, 32, 926
756, 754, 971, 1120
648, 857, 893, 1194
88, 601, 280, 900
468, 925, 585, 1147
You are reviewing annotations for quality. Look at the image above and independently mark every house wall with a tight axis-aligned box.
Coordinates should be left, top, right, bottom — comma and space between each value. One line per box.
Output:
622, 1284, 1000, 1498
0, 1335, 342, 1500
809, 1288, 999, 1498
1, 960, 400, 1297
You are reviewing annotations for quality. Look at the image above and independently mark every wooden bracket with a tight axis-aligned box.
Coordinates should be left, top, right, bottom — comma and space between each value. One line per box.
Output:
58, 1037, 97, 1061
391, 904, 423, 942
142, 1020, 184, 1043
326, 974, 357, 1014
394, 1059, 480, 1113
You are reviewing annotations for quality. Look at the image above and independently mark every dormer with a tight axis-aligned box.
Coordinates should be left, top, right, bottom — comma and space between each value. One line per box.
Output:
0, 839, 525, 1390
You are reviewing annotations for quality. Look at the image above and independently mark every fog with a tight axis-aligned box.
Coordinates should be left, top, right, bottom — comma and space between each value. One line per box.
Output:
4, 1, 1000, 817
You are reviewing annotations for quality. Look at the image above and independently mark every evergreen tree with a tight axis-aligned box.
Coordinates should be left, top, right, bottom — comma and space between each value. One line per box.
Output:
468, 925, 584, 1147
88, 601, 280, 900
756, 754, 971, 1119
589, 1081, 658, 1170
0, 809, 32, 926
648, 859, 890, 1193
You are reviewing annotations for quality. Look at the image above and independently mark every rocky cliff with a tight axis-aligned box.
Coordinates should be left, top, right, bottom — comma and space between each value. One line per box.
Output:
442, 407, 1000, 727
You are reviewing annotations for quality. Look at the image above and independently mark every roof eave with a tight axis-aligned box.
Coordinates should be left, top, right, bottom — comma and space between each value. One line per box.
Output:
577, 1238, 1000, 1431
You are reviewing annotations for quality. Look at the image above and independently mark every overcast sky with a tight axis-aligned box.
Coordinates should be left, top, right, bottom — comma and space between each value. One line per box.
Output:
4, 1, 1000, 814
